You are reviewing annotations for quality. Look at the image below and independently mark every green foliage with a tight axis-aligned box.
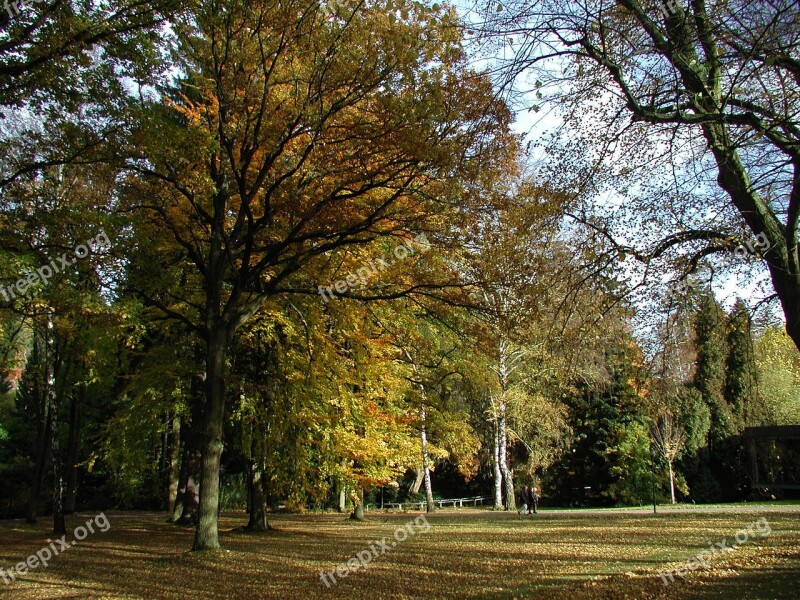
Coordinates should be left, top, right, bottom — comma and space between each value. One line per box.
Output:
546, 337, 649, 506
676, 386, 710, 457
604, 421, 656, 506
693, 293, 734, 440
220, 473, 248, 511
725, 300, 756, 428
754, 327, 800, 425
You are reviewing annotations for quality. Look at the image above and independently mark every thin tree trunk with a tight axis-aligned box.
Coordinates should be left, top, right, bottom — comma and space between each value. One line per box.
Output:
492, 413, 503, 510
404, 351, 436, 511
668, 461, 676, 505
167, 414, 181, 514
336, 458, 348, 512
46, 316, 65, 536
26, 336, 49, 524
26, 415, 49, 524
420, 407, 435, 513
64, 388, 81, 514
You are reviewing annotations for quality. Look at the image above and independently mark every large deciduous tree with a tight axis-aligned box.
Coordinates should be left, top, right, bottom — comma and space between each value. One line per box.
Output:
124, 0, 514, 549
478, 0, 800, 350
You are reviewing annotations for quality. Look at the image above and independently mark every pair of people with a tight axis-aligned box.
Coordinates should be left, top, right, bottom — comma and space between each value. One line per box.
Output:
519, 485, 539, 514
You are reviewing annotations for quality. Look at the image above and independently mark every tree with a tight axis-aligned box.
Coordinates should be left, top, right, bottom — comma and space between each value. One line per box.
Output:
477, 0, 800, 351
123, 0, 514, 549
548, 336, 649, 506
693, 293, 733, 441
649, 404, 686, 504
754, 326, 800, 425
725, 299, 758, 428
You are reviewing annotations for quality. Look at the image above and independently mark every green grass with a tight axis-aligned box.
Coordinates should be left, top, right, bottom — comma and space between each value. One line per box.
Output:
1, 508, 798, 598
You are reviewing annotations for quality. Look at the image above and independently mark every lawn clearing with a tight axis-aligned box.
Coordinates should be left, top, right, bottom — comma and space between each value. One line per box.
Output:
1, 507, 798, 599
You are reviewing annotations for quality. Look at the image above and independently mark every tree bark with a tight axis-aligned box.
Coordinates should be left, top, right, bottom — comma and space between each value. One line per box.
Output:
703, 124, 800, 351
420, 407, 435, 513
350, 488, 365, 521
246, 461, 270, 531
64, 388, 81, 515
46, 316, 66, 536
173, 394, 202, 524
193, 321, 227, 550
338, 488, 346, 513
668, 460, 676, 505
492, 414, 503, 510
26, 336, 49, 524
167, 414, 181, 514
499, 400, 515, 511
411, 467, 424, 495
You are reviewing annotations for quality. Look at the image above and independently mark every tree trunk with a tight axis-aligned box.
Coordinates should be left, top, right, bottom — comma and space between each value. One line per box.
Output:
26, 337, 49, 524
193, 322, 227, 550
174, 390, 202, 524
699, 121, 800, 352
64, 388, 82, 515
337, 483, 346, 513
246, 461, 270, 531
668, 460, 677, 505
46, 316, 66, 536
167, 414, 181, 514
350, 488, 365, 521
766, 262, 800, 353
420, 407, 435, 513
492, 415, 503, 510
26, 416, 49, 524
411, 467, 424, 494
499, 400, 515, 511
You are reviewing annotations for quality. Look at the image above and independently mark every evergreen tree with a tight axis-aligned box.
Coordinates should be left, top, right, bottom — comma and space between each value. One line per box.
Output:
725, 299, 757, 428
693, 293, 733, 442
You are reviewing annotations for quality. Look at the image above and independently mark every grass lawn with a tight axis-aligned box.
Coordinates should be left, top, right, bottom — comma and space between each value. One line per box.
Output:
1, 507, 798, 598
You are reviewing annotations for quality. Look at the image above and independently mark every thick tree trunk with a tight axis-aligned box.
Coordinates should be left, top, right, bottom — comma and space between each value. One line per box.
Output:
246, 461, 270, 531
492, 416, 503, 510
193, 323, 227, 550
167, 414, 181, 514
350, 488, 365, 521
420, 407, 435, 513
765, 262, 800, 352
700, 122, 800, 352
64, 388, 81, 514
411, 467, 424, 494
